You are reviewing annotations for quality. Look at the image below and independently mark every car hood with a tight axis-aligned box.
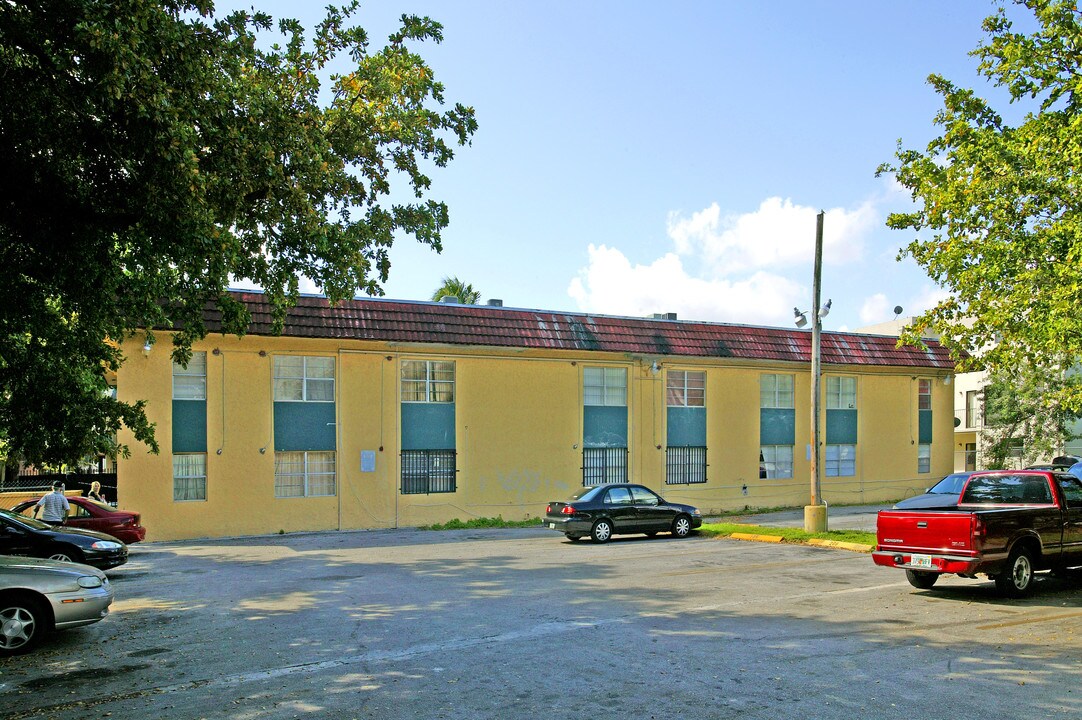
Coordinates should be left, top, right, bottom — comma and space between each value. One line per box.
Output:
893, 493, 960, 510
0, 555, 106, 579
44, 525, 125, 545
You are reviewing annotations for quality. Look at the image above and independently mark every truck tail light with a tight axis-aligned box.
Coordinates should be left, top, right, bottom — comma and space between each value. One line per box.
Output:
972, 515, 987, 542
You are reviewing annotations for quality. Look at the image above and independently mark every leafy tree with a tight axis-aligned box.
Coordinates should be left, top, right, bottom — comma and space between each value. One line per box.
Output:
878, 0, 1082, 409
431, 276, 481, 304
980, 359, 1081, 468
0, 0, 477, 466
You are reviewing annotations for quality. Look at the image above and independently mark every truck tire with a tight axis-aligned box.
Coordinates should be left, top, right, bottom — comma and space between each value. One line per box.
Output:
994, 545, 1036, 598
905, 569, 938, 590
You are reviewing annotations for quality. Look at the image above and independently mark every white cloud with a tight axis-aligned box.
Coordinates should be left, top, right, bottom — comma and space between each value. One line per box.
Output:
860, 292, 891, 324
568, 244, 804, 325
665, 197, 876, 275
908, 284, 951, 315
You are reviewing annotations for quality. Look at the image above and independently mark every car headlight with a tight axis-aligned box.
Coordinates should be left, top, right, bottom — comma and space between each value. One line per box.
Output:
691, 509, 702, 516
77, 576, 104, 589
90, 541, 122, 550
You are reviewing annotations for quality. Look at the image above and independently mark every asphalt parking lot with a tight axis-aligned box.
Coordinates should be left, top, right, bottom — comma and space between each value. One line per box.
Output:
1, 526, 1080, 720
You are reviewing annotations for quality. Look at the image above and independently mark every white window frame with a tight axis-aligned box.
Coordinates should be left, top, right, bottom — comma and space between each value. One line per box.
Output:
584, 367, 627, 407
917, 443, 931, 474
401, 360, 455, 403
760, 445, 794, 479
273, 356, 335, 402
666, 370, 705, 408
825, 444, 856, 477
173, 352, 207, 400
918, 378, 932, 411
274, 450, 337, 498
826, 376, 857, 410
760, 374, 794, 409
173, 453, 207, 502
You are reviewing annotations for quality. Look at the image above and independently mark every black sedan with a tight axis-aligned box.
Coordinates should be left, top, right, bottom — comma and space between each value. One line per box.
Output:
0, 509, 128, 570
544, 483, 702, 542
893, 471, 974, 510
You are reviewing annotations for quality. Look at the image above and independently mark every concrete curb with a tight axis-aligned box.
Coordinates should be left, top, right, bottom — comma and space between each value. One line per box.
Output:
807, 538, 874, 553
729, 532, 784, 543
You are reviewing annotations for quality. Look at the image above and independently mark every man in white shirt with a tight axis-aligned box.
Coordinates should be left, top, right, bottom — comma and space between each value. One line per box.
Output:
34, 482, 70, 526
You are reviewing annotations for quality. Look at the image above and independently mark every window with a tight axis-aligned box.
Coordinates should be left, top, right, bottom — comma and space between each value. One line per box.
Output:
274, 356, 334, 402
584, 367, 627, 406
173, 453, 207, 501
605, 487, 633, 505
918, 379, 932, 410
918, 443, 931, 474
760, 445, 794, 479
401, 450, 457, 494
667, 371, 705, 407
966, 390, 980, 428
825, 444, 856, 477
583, 447, 628, 486
173, 352, 206, 400
666, 446, 707, 484
401, 360, 455, 402
826, 376, 856, 409
274, 451, 336, 497
760, 374, 794, 409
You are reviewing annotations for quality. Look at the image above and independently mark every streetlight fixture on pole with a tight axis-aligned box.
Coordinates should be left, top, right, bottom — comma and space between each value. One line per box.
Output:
794, 211, 829, 533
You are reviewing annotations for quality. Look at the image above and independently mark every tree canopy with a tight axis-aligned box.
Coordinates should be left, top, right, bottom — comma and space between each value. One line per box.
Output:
431, 275, 481, 304
0, 0, 476, 466
879, 0, 1082, 406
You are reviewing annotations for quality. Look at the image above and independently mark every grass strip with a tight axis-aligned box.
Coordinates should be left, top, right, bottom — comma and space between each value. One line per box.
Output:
419, 516, 541, 531
700, 522, 875, 548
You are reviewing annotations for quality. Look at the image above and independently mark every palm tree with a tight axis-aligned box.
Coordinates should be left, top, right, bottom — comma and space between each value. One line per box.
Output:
431, 276, 481, 304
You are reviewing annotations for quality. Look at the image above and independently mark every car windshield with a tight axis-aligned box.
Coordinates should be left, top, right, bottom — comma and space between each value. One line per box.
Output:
928, 473, 970, 494
0, 507, 52, 531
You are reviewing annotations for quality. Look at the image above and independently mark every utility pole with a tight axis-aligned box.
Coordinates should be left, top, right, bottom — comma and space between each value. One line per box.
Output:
804, 211, 828, 533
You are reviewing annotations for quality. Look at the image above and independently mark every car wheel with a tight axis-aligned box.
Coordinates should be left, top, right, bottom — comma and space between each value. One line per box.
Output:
671, 514, 692, 538
564, 533, 582, 542
905, 569, 939, 590
45, 546, 84, 564
0, 594, 47, 656
591, 519, 613, 543
994, 545, 1036, 598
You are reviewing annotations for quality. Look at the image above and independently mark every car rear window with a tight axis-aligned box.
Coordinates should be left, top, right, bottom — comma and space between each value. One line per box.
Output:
961, 474, 1053, 504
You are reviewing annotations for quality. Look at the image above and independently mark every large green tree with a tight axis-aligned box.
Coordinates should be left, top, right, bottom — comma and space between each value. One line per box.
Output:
879, 0, 1082, 407
0, 0, 476, 466
430, 275, 480, 304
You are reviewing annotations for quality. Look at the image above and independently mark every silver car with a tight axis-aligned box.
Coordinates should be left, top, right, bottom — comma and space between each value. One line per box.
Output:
0, 555, 114, 656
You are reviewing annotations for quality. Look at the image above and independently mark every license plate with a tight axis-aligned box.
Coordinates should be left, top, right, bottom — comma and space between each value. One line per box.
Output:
548, 523, 556, 530
910, 553, 933, 569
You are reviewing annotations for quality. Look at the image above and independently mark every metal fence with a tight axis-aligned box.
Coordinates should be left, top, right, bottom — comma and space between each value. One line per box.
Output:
582, 447, 628, 486
1, 472, 117, 502
665, 446, 707, 485
400, 450, 457, 494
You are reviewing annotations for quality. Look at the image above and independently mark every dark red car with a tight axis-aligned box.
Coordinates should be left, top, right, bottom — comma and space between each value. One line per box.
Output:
10, 496, 146, 544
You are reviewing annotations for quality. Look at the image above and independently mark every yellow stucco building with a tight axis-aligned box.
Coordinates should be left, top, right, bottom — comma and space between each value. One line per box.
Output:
116, 292, 956, 540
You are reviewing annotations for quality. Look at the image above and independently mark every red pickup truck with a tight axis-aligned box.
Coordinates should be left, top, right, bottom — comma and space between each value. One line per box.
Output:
874, 470, 1082, 596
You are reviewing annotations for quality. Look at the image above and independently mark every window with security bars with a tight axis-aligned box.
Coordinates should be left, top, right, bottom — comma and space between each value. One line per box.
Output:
760, 445, 793, 479
173, 352, 206, 400
274, 451, 336, 497
583, 447, 628, 486
274, 356, 334, 402
584, 367, 626, 406
401, 450, 457, 494
401, 360, 455, 402
666, 371, 705, 407
760, 374, 794, 408
173, 453, 206, 501
665, 446, 707, 484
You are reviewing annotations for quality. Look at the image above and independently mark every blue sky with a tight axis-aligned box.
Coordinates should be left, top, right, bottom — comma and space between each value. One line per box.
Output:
219, 0, 1027, 332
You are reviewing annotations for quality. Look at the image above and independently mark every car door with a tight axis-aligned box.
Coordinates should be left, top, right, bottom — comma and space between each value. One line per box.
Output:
602, 486, 637, 532
0, 515, 41, 557
629, 485, 672, 531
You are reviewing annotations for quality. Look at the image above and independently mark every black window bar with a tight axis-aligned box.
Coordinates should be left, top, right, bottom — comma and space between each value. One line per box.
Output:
582, 447, 628, 487
401, 450, 457, 494
665, 446, 707, 485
